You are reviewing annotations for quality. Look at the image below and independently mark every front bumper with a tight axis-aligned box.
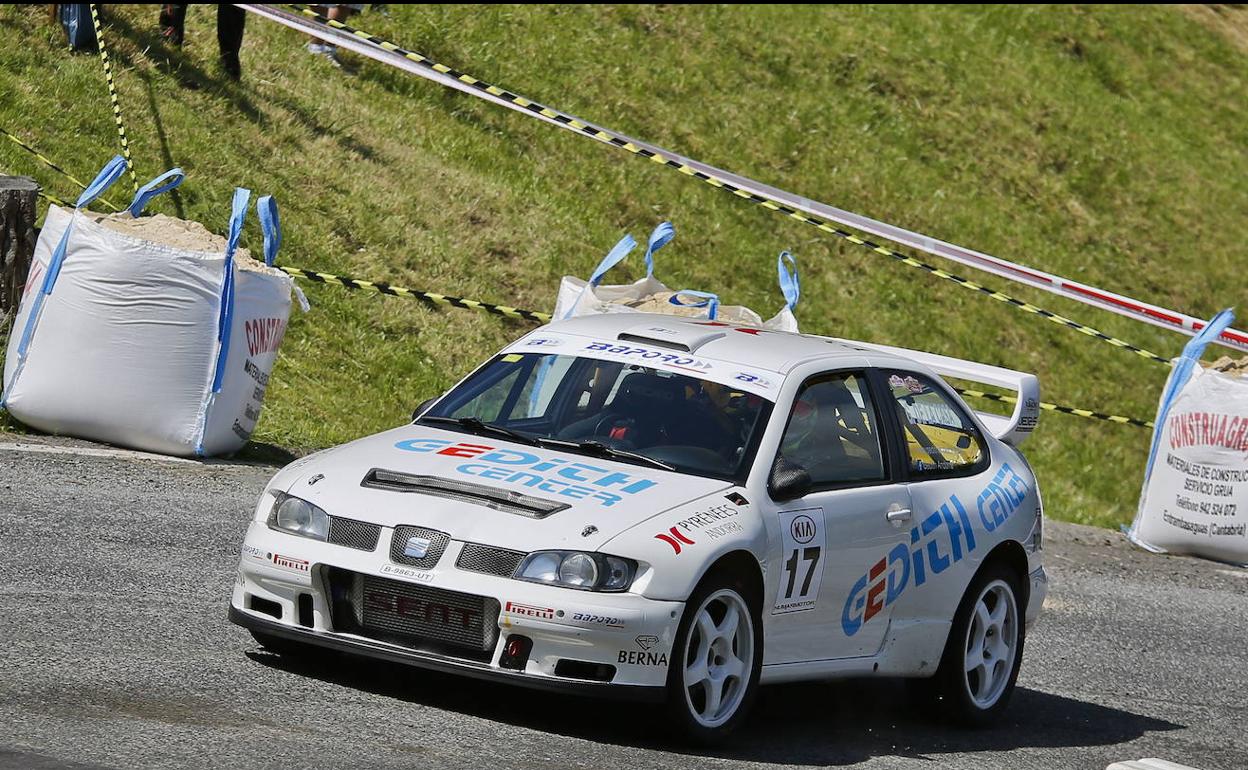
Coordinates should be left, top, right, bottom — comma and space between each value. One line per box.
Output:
1026, 565, 1048, 628
229, 606, 662, 700
230, 521, 678, 698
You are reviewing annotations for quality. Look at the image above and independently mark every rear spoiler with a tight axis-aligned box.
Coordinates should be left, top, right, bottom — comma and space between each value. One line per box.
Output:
836, 340, 1041, 447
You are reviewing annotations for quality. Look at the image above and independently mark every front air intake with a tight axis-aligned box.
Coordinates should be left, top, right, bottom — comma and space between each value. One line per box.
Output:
361, 469, 569, 519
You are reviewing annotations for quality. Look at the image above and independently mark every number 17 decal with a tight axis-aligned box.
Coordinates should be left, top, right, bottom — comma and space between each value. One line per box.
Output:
774, 508, 826, 614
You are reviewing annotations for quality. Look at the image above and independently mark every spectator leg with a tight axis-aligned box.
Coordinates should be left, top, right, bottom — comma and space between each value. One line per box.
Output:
160, 4, 188, 46
217, 4, 246, 81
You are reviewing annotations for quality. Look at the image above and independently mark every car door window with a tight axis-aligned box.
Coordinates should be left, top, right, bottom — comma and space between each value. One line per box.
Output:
777, 372, 885, 488
883, 370, 986, 477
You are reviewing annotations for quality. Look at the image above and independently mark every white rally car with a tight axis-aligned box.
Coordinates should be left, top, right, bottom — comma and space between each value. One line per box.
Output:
230, 313, 1047, 741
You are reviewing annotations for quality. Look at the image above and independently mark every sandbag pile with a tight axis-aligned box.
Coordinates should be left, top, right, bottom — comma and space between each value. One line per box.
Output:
2, 156, 303, 457
553, 222, 801, 332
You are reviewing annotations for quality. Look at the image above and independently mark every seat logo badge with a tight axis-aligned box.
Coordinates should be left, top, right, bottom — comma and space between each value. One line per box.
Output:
404, 536, 432, 559
307, 473, 324, 486
581, 525, 598, 537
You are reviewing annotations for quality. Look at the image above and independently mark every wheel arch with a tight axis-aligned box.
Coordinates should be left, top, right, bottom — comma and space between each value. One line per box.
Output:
692, 549, 765, 608
975, 538, 1030, 610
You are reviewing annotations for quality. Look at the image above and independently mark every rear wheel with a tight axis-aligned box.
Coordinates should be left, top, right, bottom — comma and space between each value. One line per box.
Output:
926, 564, 1024, 725
665, 570, 763, 743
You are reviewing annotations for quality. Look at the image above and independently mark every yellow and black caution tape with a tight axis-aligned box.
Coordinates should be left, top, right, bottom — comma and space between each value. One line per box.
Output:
288, 4, 1172, 371
954, 388, 1153, 429
36, 190, 71, 208
0, 49, 1156, 431
1, 126, 121, 212
279, 264, 1151, 429
89, 5, 138, 193
276, 266, 552, 324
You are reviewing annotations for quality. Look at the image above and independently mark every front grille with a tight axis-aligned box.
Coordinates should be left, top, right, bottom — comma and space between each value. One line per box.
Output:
328, 516, 381, 551
389, 525, 450, 569
456, 542, 525, 577
335, 571, 500, 653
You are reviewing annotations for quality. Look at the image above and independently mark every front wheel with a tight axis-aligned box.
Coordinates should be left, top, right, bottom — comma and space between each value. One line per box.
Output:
665, 572, 763, 743
926, 565, 1025, 725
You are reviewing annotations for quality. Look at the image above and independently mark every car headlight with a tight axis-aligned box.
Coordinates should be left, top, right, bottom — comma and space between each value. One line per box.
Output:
515, 551, 636, 592
266, 492, 330, 542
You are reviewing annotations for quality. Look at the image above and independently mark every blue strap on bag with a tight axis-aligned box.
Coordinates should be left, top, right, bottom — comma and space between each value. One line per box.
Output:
668, 290, 720, 320
127, 168, 185, 217
588, 233, 637, 286
564, 222, 677, 320
777, 251, 800, 310
643, 221, 675, 278
256, 195, 281, 266
208, 188, 252, 397
1142, 309, 1235, 481
562, 232, 636, 320
14, 155, 129, 362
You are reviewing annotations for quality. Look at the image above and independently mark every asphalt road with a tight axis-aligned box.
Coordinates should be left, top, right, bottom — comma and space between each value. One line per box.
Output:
1, 436, 1245, 770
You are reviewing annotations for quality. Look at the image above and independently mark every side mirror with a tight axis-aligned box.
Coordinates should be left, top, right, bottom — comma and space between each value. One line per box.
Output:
768, 455, 812, 502
411, 397, 437, 422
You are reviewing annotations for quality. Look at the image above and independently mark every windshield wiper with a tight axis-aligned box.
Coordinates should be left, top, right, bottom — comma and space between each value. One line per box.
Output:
419, 416, 540, 446
538, 438, 676, 472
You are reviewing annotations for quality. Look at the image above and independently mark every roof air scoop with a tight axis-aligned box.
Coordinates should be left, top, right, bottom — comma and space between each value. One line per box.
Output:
617, 321, 727, 352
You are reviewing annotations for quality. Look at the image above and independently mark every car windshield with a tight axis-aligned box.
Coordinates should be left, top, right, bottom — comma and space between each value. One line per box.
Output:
420, 353, 773, 481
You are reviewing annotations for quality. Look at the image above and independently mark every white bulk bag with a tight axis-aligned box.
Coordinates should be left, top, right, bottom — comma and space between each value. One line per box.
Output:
1130, 309, 1248, 566
2, 157, 298, 457
552, 222, 801, 332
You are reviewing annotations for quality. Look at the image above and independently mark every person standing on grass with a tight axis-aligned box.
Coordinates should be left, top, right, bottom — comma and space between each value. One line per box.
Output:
305, 4, 365, 67
159, 4, 246, 81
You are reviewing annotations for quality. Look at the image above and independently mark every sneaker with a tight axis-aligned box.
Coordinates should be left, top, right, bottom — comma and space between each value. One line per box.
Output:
306, 41, 342, 67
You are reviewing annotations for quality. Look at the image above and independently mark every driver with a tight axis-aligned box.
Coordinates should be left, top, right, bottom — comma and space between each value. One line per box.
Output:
779, 390, 822, 468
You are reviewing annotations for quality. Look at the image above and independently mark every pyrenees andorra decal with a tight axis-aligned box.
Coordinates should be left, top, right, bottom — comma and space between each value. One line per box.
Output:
773, 508, 826, 614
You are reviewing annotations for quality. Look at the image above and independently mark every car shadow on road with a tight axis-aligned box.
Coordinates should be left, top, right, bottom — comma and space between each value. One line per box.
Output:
245, 648, 1180, 764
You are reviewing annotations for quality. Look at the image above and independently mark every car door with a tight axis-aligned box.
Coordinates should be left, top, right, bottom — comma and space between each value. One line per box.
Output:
764, 370, 914, 663
876, 367, 994, 627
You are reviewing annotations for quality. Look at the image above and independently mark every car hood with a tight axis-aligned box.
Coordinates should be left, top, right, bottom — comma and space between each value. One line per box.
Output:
271, 424, 733, 552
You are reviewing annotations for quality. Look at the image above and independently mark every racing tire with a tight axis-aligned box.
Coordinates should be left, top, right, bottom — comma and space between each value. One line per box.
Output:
664, 567, 764, 744
922, 563, 1025, 726
249, 629, 314, 657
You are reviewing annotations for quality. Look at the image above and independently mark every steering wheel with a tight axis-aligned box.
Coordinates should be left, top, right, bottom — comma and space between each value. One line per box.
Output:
590, 415, 639, 449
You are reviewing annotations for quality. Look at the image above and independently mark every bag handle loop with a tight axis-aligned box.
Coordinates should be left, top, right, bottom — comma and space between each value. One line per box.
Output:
256, 195, 281, 266
777, 251, 800, 310
669, 290, 720, 320
126, 168, 185, 217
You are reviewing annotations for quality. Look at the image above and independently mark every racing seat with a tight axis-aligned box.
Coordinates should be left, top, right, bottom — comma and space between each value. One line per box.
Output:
799, 379, 884, 483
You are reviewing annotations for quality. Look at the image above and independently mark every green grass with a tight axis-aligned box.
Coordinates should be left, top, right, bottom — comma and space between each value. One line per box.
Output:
1, 5, 1244, 527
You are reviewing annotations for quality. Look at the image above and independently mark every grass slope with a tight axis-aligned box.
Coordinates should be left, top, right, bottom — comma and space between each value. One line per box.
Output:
1, 4, 1244, 527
